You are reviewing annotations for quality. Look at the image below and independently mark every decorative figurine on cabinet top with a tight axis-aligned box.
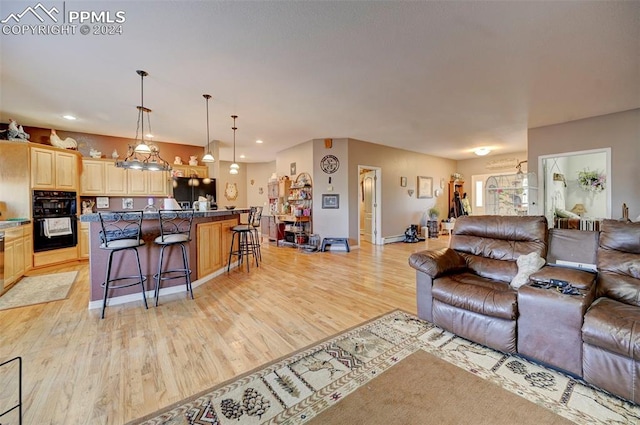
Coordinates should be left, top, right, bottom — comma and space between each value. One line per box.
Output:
50, 129, 77, 149
7, 119, 30, 140
189, 156, 198, 166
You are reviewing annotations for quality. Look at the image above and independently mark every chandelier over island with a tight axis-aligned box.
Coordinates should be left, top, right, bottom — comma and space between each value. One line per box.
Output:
116, 70, 171, 172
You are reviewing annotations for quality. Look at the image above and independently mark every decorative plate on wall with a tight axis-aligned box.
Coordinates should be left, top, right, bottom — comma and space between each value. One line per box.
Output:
224, 182, 238, 201
320, 155, 339, 174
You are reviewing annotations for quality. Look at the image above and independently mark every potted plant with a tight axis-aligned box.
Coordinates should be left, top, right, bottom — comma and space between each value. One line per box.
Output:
428, 207, 439, 220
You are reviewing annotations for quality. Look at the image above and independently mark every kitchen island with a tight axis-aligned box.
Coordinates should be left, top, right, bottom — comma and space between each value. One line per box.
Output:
80, 209, 248, 309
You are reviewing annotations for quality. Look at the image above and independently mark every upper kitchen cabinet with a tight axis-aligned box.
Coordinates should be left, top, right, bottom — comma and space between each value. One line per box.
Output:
127, 168, 169, 196
80, 159, 107, 194
80, 158, 169, 196
105, 163, 127, 195
31, 146, 80, 191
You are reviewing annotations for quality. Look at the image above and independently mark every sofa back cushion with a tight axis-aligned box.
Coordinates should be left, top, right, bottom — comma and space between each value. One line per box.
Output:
450, 215, 548, 283
597, 219, 640, 306
547, 228, 599, 267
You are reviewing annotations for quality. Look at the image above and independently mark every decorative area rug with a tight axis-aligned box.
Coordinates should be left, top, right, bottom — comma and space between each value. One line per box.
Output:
0, 271, 78, 311
129, 310, 640, 425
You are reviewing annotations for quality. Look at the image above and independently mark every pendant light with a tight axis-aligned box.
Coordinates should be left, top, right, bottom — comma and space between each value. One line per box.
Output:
229, 114, 239, 175
201, 94, 215, 163
134, 70, 152, 154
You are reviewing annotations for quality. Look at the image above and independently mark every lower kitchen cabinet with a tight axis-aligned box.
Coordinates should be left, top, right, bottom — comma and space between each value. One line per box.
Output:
196, 218, 238, 277
79, 222, 90, 259
2, 226, 29, 292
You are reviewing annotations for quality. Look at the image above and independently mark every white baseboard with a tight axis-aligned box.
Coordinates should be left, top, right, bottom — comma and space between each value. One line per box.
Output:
382, 235, 405, 244
88, 262, 237, 310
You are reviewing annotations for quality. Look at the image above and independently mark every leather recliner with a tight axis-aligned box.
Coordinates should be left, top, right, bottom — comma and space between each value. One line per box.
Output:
581, 219, 640, 404
408, 215, 547, 353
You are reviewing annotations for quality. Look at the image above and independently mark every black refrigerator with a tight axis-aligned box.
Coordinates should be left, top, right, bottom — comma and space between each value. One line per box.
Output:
171, 177, 217, 208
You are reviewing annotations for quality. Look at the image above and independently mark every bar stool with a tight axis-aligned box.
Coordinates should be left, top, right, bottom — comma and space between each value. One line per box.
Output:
153, 209, 194, 306
98, 211, 148, 319
249, 206, 264, 262
227, 207, 259, 272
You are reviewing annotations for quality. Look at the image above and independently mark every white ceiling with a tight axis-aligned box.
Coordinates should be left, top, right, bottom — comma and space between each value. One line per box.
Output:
1, 1, 638, 162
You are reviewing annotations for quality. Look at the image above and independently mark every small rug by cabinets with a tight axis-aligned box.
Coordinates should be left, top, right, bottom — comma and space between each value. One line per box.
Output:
0, 271, 78, 311
129, 310, 640, 425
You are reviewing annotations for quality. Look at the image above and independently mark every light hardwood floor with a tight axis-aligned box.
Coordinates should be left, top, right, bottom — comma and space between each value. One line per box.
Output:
0, 236, 448, 424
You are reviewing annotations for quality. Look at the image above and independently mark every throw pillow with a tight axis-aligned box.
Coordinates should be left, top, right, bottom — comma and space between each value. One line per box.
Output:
556, 208, 580, 219
511, 252, 546, 289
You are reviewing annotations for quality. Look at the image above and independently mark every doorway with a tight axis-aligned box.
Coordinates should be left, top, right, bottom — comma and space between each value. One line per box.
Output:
538, 148, 611, 227
358, 166, 382, 245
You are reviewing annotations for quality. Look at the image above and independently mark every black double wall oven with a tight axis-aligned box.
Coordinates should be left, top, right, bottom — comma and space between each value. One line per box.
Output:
32, 190, 78, 252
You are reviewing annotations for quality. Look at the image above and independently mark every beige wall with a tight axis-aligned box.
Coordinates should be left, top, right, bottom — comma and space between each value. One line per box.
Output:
246, 161, 276, 213
313, 138, 349, 240
528, 109, 640, 220
348, 139, 457, 241
276, 141, 313, 180
217, 160, 247, 208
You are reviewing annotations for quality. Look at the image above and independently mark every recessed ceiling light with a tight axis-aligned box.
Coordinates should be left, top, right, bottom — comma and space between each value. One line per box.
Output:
63, 115, 76, 120
256, 140, 263, 144
239, 154, 246, 159
474, 147, 491, 156
146, 133, 154, 138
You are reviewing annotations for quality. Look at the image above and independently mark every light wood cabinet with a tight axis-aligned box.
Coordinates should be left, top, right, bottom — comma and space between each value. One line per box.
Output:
23, 225, 33, 271
196, 218, 238, 277
221, 219, 237, 266
81, 158, 168, 196
127, 169, 169, 196
197, 221, 223, 277
127, 169, 148, 195
31, 146, 79, 190
79, 222, 90, 259
147, 170, 169, 195
172, 164, 208, 178
80, 160, 106, 194
105, 164, 127, 195
3, 227, 26, 290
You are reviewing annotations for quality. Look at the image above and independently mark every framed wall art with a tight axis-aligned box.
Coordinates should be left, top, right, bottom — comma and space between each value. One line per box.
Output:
322, 194, 339, 209
417, 176, 433, 199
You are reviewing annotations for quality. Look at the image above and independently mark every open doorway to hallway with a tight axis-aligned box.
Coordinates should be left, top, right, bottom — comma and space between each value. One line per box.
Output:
358, 166, 382, 245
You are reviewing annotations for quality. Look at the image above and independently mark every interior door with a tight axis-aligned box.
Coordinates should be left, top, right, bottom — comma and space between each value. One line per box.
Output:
363, 170, 376, 243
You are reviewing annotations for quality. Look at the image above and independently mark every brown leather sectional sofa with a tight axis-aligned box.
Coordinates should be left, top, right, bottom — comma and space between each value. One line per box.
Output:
408, 215, 640, 404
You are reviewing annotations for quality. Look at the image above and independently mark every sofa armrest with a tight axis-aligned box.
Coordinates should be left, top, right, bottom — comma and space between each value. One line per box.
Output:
408, 248, 466, 279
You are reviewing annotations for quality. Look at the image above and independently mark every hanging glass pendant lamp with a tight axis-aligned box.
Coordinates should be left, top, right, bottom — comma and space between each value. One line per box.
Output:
229, 114, 239, 175
201, 94, 215, 163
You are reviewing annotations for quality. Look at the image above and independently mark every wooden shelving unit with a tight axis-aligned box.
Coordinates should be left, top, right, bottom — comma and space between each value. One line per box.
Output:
277, 172, 312, 248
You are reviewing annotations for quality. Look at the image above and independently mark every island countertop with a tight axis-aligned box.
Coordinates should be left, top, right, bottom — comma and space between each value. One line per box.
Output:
83, 208, 249, 307
80, 208, 250, 222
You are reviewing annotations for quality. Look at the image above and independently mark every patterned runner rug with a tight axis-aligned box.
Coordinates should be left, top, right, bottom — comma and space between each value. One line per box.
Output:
129, 310, 640, 425
0, 271, 78, 311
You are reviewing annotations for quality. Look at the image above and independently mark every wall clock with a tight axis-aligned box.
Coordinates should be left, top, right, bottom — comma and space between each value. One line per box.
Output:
224, 182, 238, 201
320, 155, 339, 174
